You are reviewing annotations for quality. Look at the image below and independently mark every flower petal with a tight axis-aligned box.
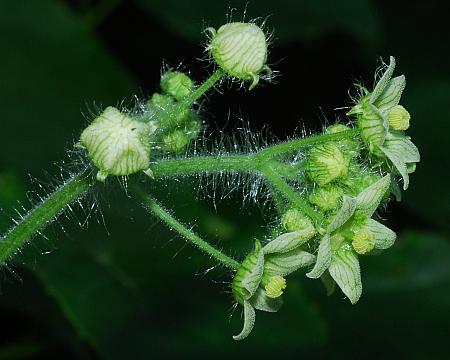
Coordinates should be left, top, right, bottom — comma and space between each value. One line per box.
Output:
249, 287, 283, 313
233, 300, 256, 341
329, 244, 362, 304
370, 56, 396, 104
328, 195, 357, 233
321, 271, 336, 296
382, 132, 420, 163
363, 219, 397, 250
263, 225, 316, 255
306, 234, 331, 279
354, 175, 390, 218
374, 75, 406, 115
264, 247, 316, 277
380, 145, 409, 190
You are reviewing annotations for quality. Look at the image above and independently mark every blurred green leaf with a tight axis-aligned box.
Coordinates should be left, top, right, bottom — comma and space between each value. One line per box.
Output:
137, 0, 382, 45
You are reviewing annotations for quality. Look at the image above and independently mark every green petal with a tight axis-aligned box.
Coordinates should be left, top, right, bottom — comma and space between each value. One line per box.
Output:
328, 195, 357, 233
370, 56, 396, 103
264, 247, 316, 277
374, 75, 406, 116
249, 287, 283, 313
363, 219, 397, 250
263, 225, 316, 255
306, 234, 331, 279
233, 300, 256, 341
354, 175, 390, 218
382, 132, 420, 163
380, 145, 409, 190
329, 244, 362, 304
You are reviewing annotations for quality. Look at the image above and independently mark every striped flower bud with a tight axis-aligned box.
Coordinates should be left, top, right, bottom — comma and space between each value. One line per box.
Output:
207, 22, 268, 89
79, 107, 156, 181
281, 209, 313, 232
160, 71, 193, 101
352, 228, 375, 254
307, 143, 350, 186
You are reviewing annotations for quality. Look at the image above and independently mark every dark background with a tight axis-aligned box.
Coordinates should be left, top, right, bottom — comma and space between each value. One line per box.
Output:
1, 0, 449, 358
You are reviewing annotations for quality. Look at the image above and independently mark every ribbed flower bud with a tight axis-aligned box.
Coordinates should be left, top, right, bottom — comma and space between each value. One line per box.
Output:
160, 71, 193, 101
388, 105, 410, 131
281, 209, 313, 232
307, 143, 350, 186
263, 275, 286, 298
207, 22, 268, 89
162, 129, 190, 153
308, 185, 343, 211
79, 107, 156, 181
352, 228, 375, 254
325, 124, 360, 158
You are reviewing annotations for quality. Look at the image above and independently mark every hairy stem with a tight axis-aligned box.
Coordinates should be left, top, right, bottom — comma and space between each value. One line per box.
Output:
130, 184, 240, 270
261, 165, 323, 224
0, 171, 94, 264
179, 69, 225, 109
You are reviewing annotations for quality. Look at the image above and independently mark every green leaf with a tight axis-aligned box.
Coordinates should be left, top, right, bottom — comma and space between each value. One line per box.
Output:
329, 243, 362, 304
233, 300, 256, 341
306, 234, 331, 279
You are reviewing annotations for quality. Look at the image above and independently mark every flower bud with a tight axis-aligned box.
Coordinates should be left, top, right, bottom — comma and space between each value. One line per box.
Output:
308, 185, 343, 211
281, 209, 313, 232
388, 105, 410, 131
207, 22, 268, 89
147, 93, 189, 129
352, 228, 375, 254
307, 143, 349, 186
263, 275, 286, 298
162, 129, 190, 153
79, 107, 156, 181
160, 71, 193, 101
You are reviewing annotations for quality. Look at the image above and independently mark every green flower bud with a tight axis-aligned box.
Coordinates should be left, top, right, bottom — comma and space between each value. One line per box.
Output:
207, 22, 268, 89
79, 107, 156, 181
352, 228, 375, 254
281, 209, 314, 232
263, 275, 286, 298
388, 105, 410, 131
308, 185, 343, 211
325, 124, 360, 158
147, 93, 189, 129
307, 143, 350, 186
160, 71, 193, 101
162, 129, 190, 153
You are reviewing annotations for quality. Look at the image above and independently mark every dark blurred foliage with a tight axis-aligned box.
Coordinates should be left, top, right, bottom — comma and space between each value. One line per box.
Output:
0, 0, 449, 358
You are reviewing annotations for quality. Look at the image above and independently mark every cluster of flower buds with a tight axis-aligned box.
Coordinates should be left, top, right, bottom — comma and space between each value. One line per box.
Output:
231, 56, 419, 340
78, 71, 201, 181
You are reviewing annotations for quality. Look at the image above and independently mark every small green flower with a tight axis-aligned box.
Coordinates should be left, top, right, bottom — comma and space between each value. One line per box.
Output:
306, 175, 396, 304
206, 22, 270, 89
160, 71, 193, 101
232, 223, 316, 340
281, 208, 314, 232
308, 185, 343, 211
307, 143, 350, 186
325, 124, 360, 158
79, 107, 157, 181
348, 56, 420, 190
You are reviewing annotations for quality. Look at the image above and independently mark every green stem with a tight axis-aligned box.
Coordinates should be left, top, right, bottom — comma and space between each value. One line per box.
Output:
178, 69, 224, 109
0, 171, 94, 264
261, 165, 323, 224
256, 128, 359, 160
130, 184, 240, 270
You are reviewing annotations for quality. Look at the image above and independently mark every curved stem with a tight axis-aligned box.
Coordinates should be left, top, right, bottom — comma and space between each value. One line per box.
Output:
0, 170, 94, 264
261, 165, 323, 224
179, 69, 224, 109
130, 184, 240, 270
